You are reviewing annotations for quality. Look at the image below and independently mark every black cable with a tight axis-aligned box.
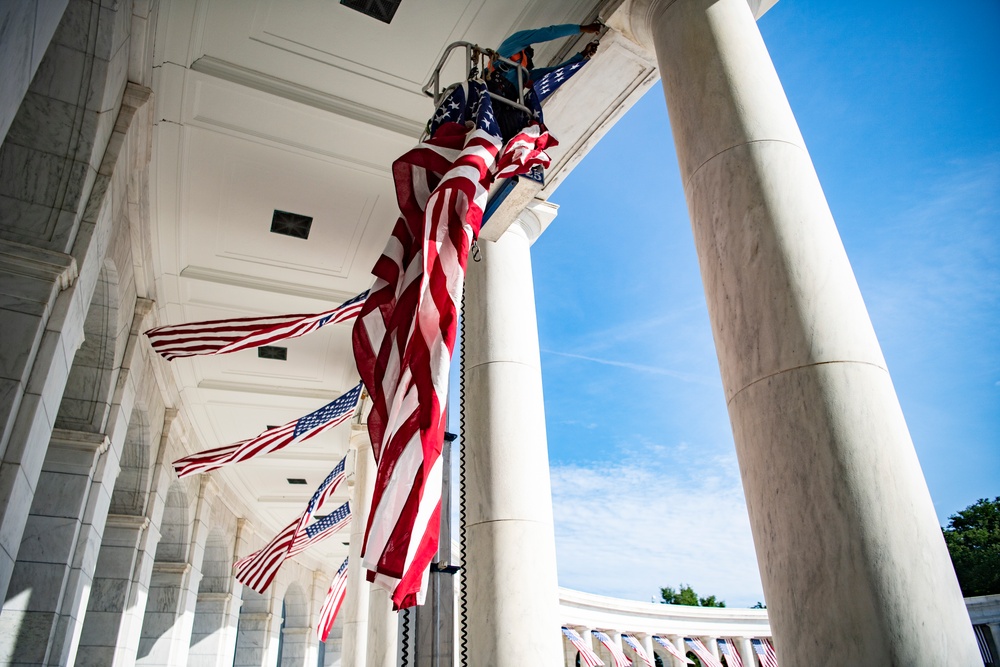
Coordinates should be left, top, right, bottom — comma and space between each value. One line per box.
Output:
458, 287, 470, 667
400, 607, 410, 667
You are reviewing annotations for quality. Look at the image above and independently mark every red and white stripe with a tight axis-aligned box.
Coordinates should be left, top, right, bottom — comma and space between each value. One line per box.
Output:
752, 638, 778, 667
317, 558, 350, 642
717, 638, 744, 667
353, 80, 552, 609
653, 636, 695, 665
172, 385, 359, 478
686, 638, 724, 667
234, 502, 350, 593
621, 634, 655, 667
592, 630, 632, 667
145, 292, 367, 360
562, 627, 604, 667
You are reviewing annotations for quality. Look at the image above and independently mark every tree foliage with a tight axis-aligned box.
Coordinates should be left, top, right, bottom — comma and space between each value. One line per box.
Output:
943, 497, 1000, 597
660, 583, 726, 608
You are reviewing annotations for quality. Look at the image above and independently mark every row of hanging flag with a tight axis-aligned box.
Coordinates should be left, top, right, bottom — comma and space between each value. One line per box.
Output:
562, 627, 779, 667
144, 53, 587, 613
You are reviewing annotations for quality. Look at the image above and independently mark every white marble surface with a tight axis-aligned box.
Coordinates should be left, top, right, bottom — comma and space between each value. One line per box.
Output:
638, 0, 983, 663
462, 220, 562, 666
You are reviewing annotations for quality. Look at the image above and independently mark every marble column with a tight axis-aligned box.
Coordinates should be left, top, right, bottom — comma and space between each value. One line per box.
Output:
278, 627, 314, 667
91, 409, 178, 667
365, 587, 397, 667
702, 636, 720, 661
737, 637, 755, 667
0, 429, 112, 666
232, 606, 279, 667
463, 201, 562, 665
671, 635, 687, 667
75, 513, 148, 666
137, 477, 215, 666
639, 633, 656, 665
187, 592, 240, 667
620, 0, 982, 663
341, 429, 374, 666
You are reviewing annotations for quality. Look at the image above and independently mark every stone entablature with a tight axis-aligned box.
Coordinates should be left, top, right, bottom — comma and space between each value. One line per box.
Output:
559, 587, 771, 640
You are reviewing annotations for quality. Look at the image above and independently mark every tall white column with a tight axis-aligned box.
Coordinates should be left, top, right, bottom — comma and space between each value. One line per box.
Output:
365, 587, 397, 667
462, 203, 562, 666
670, 635, 686, 667
737, 637, 755, 667
341, 429, 374, 666
622, 0, 982, 663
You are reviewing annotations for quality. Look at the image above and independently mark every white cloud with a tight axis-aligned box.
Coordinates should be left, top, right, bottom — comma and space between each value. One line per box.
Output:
550, 449, 766, 608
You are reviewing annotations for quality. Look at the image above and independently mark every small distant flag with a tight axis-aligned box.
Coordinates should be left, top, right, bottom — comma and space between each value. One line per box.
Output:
653, 636, 694, 665
717, 638, 744, 667
621, 634, 655, 667
172, 383, 361, 478
317, 557, 350, 642
145, 291, 368, 360
592, 630, 632, 667
685, 638, 724, 667
751, 638, 778, 667
233, 457, 348, 593
235, 501, 350, 594
562, 627, 604, 667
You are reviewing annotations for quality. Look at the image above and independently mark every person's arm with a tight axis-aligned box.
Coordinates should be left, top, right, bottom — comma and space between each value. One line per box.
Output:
496, 23, 583, 57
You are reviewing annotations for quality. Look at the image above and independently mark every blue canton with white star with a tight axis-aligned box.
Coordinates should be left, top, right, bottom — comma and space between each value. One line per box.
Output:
306, 456, 347, 513
317, 290, 368, 326
306, 501, 351, 538
293, 383, 362, 439
532, 60, 586, 103
428, 85, 467, 136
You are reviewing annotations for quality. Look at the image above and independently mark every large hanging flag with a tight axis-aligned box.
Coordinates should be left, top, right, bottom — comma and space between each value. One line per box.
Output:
173, 383, 362, 478
145, 291, 368, 360
751, 638, 778, 667
561, 627, 605, 667
317, 557, 350, 642
717, 638, 744, 667
653, 636, 694, 665
592, 630, 632, 667
352, 79, 554, 610
685, 638, 724, 667
234, 458, 349, 593
621, 634, 655, 667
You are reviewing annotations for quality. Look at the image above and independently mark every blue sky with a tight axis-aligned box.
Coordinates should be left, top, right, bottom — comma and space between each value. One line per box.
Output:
527, 0, 1000, 607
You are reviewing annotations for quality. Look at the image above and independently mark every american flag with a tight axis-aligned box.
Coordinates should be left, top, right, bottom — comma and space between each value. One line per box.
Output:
532, 59, 587, 103
592, 630, 632, 667
621, 634, 655, 667
653, 636, 694, 665
172, 383, 361, 478
685, 638, 725, 667
751, 639, 778, 667
145, 291, 368, 360
317, 557, 350, 642
353, 79, 553, 609
235, 501, 351, 593
233, 458, 349, 593
717, 638, 744, 667
562, 628, 604, 667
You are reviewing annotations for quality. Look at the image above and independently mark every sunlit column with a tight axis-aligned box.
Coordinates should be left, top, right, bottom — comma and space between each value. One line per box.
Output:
670, 635, 687, 667
620, 0, 982, 662
463, 200, 562, 666
342, 428, 374, 666
738, 637, 755, 667
366, 587, 397, 667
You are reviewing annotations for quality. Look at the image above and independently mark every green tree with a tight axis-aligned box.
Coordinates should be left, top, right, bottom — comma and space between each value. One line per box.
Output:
660, 583, 726, 608
942, 496, 1000, 596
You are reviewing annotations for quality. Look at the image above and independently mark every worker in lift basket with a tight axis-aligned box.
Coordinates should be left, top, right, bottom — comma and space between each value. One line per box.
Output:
487, 22, 602, 142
